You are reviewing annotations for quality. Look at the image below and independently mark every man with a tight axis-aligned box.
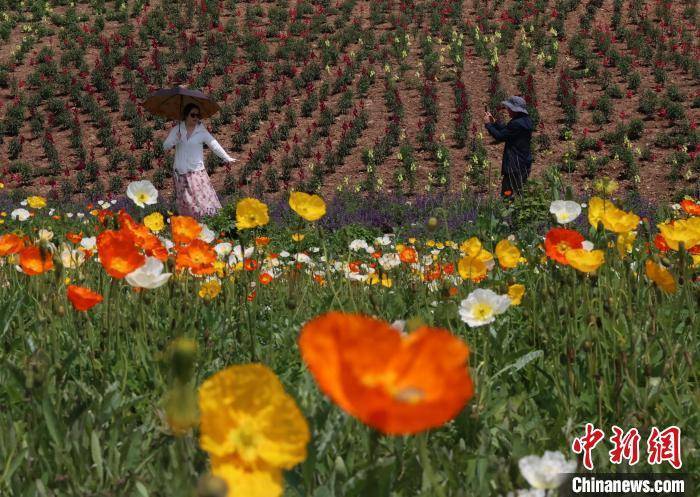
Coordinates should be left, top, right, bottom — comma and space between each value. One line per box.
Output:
484, 96, 534, 197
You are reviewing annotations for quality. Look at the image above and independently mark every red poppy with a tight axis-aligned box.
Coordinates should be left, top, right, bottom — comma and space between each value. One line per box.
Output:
65, 232, 83, 244
348, 261, 362, 273
243, 258, 259, 271
544, 228, 584, 265
258, 272, 273, 285
67, 285, 103, 311
680, 199, 700, 216
299, 312, 474, 435
654, 234, 670, 253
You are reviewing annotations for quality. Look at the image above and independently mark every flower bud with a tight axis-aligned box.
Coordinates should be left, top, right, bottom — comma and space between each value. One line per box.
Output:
196, 474, 228, 497
163, 383, 199, 436
426, 217, 439, 232
168, 337, 198, 383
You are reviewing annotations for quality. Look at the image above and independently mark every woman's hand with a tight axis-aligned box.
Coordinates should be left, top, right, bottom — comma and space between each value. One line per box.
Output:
227, 158, 238, 164
484, 111, 495, 124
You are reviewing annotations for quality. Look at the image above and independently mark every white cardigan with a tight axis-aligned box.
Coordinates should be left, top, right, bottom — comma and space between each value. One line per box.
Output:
163, 122, 235, 174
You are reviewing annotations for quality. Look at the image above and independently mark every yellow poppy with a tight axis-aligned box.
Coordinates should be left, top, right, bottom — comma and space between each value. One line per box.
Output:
644, 260, 676, 293
199, 364, 310, 497
458, 256, 487, 282
143, 212, 165, 233
495, 239, 525, 269
26, 196, 47, 209
507, 284, 525, 305
565, 249, 605, 273
289, 192, 326, 221
616, 231, 637, 258
236, 198, 269, 230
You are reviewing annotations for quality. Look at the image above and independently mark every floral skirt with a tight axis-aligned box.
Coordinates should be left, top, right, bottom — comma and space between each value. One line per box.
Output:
173, 169, 222, 219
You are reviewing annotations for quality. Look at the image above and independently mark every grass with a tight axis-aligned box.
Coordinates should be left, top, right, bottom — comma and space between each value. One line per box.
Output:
0, 189, 698, 497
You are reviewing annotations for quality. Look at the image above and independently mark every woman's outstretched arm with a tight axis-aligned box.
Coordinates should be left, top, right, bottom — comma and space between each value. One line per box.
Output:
163, 125, 181, 151
203, 129, 236, 163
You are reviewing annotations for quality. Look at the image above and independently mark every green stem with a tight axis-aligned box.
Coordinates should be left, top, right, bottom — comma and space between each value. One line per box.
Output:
418, 432, 446, 497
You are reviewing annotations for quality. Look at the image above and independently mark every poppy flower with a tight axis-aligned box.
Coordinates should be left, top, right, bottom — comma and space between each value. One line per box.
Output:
564, 249, 605, 273
259, 272, 273, 285
244, 258, 259, 271
171, 216, 202, 244
457, 256, 487, 282
0, 233, 25, 256
645, 260, 676, 293
508, 284, 526, 305
680, 199, 700, 216
236, 198, 269, 230
399, 247, 418, 264
97, 230, 146, 279
544, 228, 584, 265
588, 197, 640, 233
176, 240, 217, 275
657, 217, 700, 251
118, 211, 168, 260
198, 364, 310, 497
255, 236, 271, 246
654, 234, 670, 252
298, 312, 474, 435
289, 191, 326, 221
65, 232, 83, 244
495, 239, 525, 269
19, 245, 54, 275
67, 285, 103, 311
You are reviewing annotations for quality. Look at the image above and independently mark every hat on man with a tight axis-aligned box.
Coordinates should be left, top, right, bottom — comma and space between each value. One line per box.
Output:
501, 95, 529, 114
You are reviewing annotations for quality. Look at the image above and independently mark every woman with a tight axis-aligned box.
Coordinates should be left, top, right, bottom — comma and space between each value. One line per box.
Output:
484, 96, 534, 198
163, 103, 236, 218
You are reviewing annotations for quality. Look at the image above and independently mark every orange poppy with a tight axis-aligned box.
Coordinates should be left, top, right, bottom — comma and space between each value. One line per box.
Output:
654, 234, 670, 252
118, 211, 168, 261
425, 265, 442, 281
67, 285, 103, 311
258, 272, 273, 285
255, 236, 271, 246
371, 251, 382, 259
447, 286, 459, 297
175, 239, 216, 275
171, 216, 202, 244
0, 233, 25, 256
348, 261, 362, 273
544, 228, 584, 265
243, 258, 259, 271
298, 312, 474, 435
443, 262, 455, 275
680, 199, 700, 216
399, 247, 418, 264
313, 274, 326, 285
97, 230, 146, 279
96, 209, 114, 224
19, 246, 54, 275
65, 232, 83, 244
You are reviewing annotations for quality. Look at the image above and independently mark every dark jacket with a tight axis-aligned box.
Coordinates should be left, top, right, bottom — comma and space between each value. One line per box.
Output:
485, 114, 533, 176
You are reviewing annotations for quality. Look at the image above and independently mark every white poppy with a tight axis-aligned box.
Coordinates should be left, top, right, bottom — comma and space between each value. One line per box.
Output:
228, 245, 254, 266
158, 236, 175, 251
125, 257, 172, 289
126, 180, 159, 208
458, 288, 511, 328
349, 239, 369, 251
37, 229, 54, 242
549, 200, 582, 224
60, 245, 85, 269
80, 236, 97, 251
379, 252, 401, 270
518, 451, 577, 490
374, 234, 394, 246
11, 208, 30, 221
582, 240, 594, 251
505, 490, 546, 497
198, 223, 216, 243
214, 242, 233, 258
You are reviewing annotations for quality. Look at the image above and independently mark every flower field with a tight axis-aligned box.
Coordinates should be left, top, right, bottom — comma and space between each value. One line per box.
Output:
0, 0, 698, 202
1, 0, 700, 496
0, 185, 699, 496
